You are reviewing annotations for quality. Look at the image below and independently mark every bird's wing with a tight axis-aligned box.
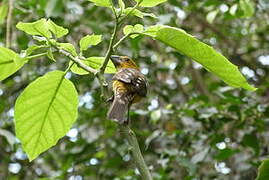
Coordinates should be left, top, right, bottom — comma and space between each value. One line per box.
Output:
112, 68, 147, 97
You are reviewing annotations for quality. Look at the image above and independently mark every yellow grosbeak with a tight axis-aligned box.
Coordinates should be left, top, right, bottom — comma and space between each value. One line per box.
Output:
107, 55, 148, 124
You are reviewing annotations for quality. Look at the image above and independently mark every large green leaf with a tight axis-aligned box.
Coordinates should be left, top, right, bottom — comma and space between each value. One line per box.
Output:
0, 47, 26, 81
145, 25, 256, 91
15, 70, 79, 161
88, 0, 111, 7
135, 0, 167, 7
256, 159, 269, 180
71, 57, 116, 75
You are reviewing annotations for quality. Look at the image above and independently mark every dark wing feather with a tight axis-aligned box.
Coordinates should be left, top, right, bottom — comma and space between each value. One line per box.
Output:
112, 68, 147, 97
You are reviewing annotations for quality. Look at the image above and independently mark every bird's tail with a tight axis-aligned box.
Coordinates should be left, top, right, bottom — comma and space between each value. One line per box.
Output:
107, 95, 130, 124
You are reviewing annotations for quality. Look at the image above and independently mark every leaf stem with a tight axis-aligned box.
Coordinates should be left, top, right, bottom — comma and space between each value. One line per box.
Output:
6, 0, 14, 48
26, 53, 48, 60
118, 0, 143, 24
113, 32, 141, 51
120, 125, 152, 180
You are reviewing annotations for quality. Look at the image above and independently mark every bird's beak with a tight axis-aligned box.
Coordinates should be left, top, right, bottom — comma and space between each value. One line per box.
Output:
110, 55, 121, 66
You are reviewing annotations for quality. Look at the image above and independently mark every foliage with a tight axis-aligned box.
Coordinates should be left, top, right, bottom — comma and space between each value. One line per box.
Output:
0, 0, 268, 179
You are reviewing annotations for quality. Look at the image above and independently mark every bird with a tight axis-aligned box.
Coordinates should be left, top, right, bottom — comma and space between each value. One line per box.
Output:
107, 55, 148, 124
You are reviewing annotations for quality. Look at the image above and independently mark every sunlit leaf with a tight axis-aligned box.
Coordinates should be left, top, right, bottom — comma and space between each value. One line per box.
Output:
145, 25, 256, 91
57, 43, 77, 56
134, 0, 167, 7
47, 19, 68, 38
206, 10, 219, 24
16, 19, 68, 38
123, 24, 144, 38
79, 34, 102, 51
71, 57, 116, 75
0, 47, 26, 81
118, 0, 125, 12
239, 0, 255, 18
47, 49, 56, 61
15, 70, 79, 161
16, 19, 52, 38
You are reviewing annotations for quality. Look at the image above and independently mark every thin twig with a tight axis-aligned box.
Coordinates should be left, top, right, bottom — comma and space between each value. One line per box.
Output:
58, 49, 98, 74
26, 53, 48, 60
6, 0, 14, 48
120, 125, 152, 180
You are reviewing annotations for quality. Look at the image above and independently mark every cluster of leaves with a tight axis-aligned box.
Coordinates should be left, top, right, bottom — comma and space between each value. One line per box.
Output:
0, 0, 269, 179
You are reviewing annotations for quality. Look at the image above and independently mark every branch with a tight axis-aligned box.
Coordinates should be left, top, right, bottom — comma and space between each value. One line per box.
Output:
58, 49, 98, 74
6, 0, 14, 48
120, 125, 152, 180
26, 53, 48, 60
99, 20, 118, 75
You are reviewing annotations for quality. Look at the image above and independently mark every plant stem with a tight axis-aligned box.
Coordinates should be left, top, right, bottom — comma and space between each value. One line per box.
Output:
58, 49, 98, 74
120, 125, 152, 180
6, 0, 14, 48
26, 53, 48, 60
99, 21, 118, 75
118, 0, 143, 24
113, 33, 132, 51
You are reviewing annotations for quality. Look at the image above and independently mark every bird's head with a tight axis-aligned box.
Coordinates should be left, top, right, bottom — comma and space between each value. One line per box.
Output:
110, 55, 139, 70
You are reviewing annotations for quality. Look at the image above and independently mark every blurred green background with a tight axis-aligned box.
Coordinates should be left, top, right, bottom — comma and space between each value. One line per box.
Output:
0, 0, 269, 179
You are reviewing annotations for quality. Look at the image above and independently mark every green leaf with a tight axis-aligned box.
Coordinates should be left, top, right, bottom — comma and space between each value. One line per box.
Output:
118, 0, 125, 12
47, 49, 56, 62
57, 43, 77, 56
145, 25, 256, 91
242, 134, 260, 155
214, 148, 238, 161
16, 19, 68, 38
71, 57, 116, 75
0, 2, 8, 24
123, 24, 144, 38
14, 70, 79, 161
79, 34, 102, 51
256, 159, 269, 180
88, 0, 111, 7
229, 4, 238, 16
16, 19, 52, 38
123, 8, 157, 19
47, 19, 68, 38
239, 0, 255, 18
24, 45, 44, 56
135, 0, 167, 7
0, 47, 26, 81
206, 10, 219, 24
